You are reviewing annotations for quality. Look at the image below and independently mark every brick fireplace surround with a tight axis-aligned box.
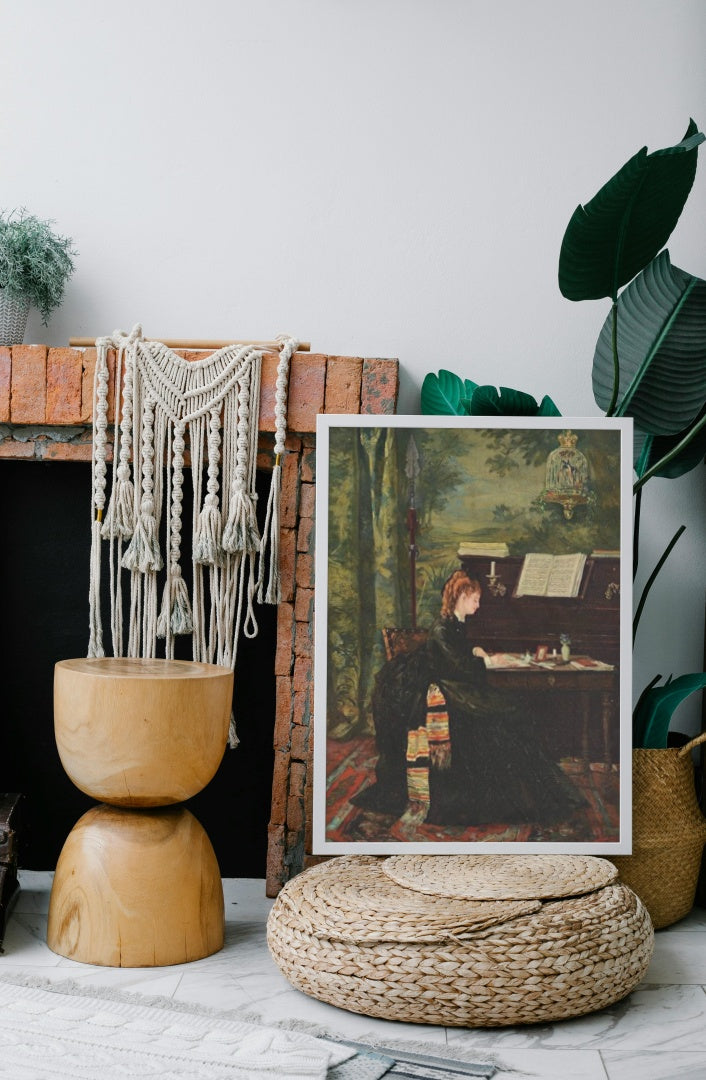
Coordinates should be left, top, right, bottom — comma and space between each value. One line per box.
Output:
0, 344, 399, 896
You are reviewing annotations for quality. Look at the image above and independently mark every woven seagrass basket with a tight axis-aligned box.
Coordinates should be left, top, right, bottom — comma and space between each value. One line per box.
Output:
267, 854, 654, 1027
610, 732, 706, 930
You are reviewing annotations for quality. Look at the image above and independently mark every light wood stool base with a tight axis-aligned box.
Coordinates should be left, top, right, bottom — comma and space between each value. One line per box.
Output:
48, 804, 224, 967
48, 658, 232, 967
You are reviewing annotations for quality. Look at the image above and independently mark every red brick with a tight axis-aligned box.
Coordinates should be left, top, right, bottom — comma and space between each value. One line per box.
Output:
294, 586, 314, 623
46, 348, 83, 423
290, 724, 309, 762
280, 450, 300, 528
300, 442, 316, 483
295, 552, 314, 590
297, 514, 315, 554
289, 760, 306, 800
259, 352, 326, 435
287, 785, 305, 834
274, 602, 295, 676
299, 482, 316, 520
293, 656, 312, 694
0, 440, 35, 458
265, 824, 286, 897
288, 355, 326, 432
273, 676, 293, 751
294, 620, 312, 660
303, 765, 315, 854
80, 348, 96, 421
41, 441, 95, 462
11, 345, 46, 422
279, 528, 297, 603
324, 356, 363, 413
0, 348, 10, 422
361, 358, 399, 414
269, 750, 291, 826
292, 689, 310, 728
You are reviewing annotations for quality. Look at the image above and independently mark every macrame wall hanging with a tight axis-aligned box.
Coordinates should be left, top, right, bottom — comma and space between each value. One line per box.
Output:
88, 325, 297, 745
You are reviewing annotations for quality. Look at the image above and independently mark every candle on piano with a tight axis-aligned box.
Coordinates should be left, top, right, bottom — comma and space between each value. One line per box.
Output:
490, 561, 496, 577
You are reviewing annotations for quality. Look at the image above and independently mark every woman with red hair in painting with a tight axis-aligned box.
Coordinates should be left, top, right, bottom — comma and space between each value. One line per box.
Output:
352, 570, 585, 830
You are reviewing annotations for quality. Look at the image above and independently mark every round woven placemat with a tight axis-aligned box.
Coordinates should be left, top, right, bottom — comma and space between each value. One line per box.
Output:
276, 856, 541, 943
382, 853, 618, 899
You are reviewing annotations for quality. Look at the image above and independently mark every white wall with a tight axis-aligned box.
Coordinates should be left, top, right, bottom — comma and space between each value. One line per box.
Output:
3, 0, 705, 727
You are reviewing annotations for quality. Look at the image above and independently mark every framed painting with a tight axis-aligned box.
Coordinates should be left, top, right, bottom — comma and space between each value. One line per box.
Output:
313, 415, 633, 855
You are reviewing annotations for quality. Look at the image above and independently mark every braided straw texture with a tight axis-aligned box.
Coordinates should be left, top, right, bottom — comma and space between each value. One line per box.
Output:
610, 734, 706, 929
267, 855, 653, 1027
273, 857, 540, 943
382, 853, 618, 900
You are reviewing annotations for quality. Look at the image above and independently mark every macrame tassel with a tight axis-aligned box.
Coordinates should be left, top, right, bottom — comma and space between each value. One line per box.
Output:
257, 460, 282, 604
257, 335, 296, 605
194, 494, 224, 566
122, 498, 163, 573
87, 518, 105, 657
157, 570, 194, 637
222, 489, 260, 554
101, 467, 135, 540
195, 405, 225, 566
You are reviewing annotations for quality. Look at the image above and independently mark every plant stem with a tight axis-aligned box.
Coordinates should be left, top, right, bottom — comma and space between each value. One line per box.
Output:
633, 525, 686, 643
632, 410, 706, 492
606, 302, 620, 417
633, 486, 642, 581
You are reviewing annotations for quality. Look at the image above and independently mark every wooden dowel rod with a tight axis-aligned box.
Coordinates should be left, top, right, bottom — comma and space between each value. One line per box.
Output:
68, 337, 311, 351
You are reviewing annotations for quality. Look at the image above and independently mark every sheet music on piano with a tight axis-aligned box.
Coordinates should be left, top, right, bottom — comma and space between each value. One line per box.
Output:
515, 552, 587, 598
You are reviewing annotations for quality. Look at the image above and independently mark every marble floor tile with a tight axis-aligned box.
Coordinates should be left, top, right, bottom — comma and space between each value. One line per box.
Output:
489, 1048, 609, 1079
602, 1050, 706, 1080
446, 984, 706, 1052
645, 930, 706, 983
5, 871, 706, 1068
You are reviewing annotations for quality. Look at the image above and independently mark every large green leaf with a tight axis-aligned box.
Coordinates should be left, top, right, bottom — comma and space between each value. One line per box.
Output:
469, 385, 562, 416
634, 406, 706, 479
421, 370, 477, 414
559, 120, 704, 301
633, 672, 706, 748
592, 251, 706, 434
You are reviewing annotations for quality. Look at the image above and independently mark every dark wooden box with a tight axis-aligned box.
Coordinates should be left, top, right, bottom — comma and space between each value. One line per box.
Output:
0, 793, 23, 949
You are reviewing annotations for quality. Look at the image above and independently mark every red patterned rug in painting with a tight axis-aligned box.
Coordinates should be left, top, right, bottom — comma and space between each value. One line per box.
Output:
326, 736, 620, 845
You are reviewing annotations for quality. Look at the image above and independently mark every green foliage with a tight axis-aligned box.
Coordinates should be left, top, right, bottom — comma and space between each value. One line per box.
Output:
592, 252, 706, 461
421, 370, 561, 418
559, 120, 704, 302
633, 673, 706, 749
420, 369, 477, 414
634, 407, 706, 481
0, 209, 76, 323
556, 120, 706, 746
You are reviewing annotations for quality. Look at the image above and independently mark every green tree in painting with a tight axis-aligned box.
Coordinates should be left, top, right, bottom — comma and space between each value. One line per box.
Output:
327, 427, 407, 735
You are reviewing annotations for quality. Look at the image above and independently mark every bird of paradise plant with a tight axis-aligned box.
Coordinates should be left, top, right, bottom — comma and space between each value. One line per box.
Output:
422, 121, 706, 748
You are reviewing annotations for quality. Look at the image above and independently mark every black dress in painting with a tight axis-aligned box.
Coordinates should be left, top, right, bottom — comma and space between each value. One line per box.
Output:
352, 616, 584, 826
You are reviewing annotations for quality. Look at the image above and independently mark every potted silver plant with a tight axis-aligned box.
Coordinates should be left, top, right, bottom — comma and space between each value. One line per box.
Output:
0, 209, 76, 345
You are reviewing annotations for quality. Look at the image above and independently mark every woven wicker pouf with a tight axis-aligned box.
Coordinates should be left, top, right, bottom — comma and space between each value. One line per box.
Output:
267, 854, 654, 1027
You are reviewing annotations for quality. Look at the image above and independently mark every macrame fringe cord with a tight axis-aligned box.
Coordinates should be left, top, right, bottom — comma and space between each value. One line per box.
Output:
88, 326, 296, 748
87, 337, 111, 658
257, 334, 297, 605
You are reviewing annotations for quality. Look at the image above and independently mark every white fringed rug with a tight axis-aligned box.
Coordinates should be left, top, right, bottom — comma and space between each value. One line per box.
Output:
0, 975, 359, 1079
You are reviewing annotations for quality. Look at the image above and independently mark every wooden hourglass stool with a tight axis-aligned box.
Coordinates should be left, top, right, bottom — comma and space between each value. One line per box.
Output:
47, 658, 233, 967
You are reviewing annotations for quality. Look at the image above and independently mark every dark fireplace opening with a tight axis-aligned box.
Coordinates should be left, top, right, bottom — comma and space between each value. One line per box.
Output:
0, 459, 276, 877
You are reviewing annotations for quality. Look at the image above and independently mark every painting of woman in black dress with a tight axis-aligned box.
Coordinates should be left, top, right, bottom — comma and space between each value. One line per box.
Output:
315, 418, 629, 852
352, 571, 585, 830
